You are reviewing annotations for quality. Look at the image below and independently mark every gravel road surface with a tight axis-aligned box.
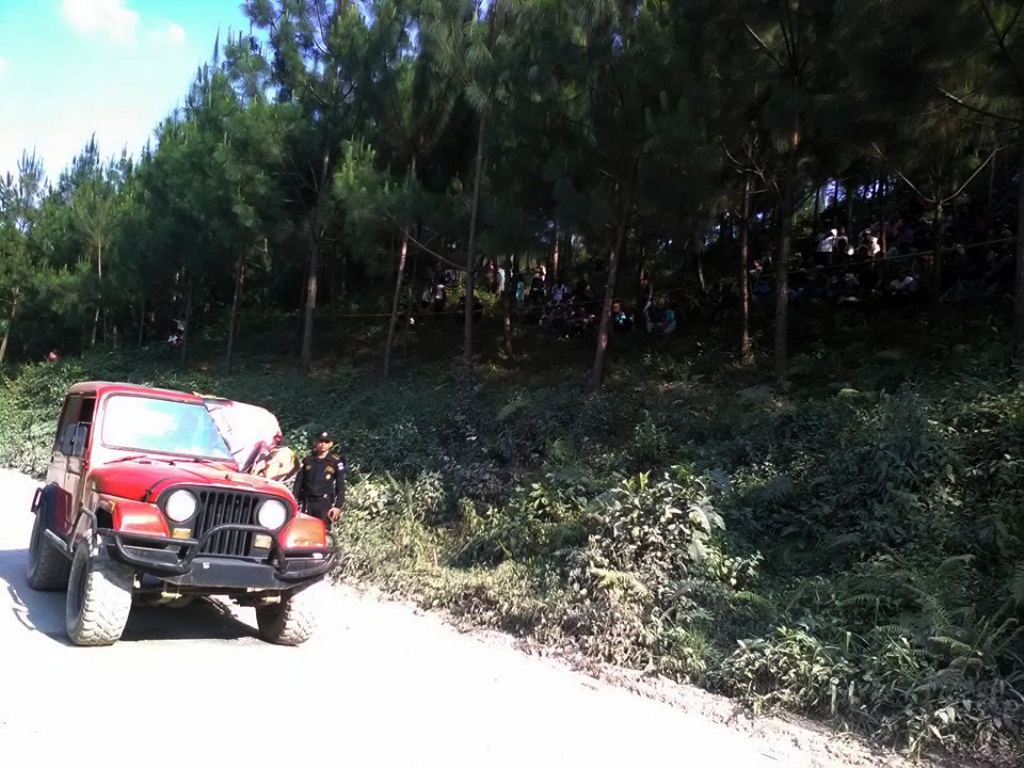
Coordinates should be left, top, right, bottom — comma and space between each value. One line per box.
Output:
0, 469, 914, 768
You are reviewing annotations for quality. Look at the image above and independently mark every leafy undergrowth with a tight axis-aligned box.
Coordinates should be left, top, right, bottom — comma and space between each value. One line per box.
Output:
2, 302, 1024, 765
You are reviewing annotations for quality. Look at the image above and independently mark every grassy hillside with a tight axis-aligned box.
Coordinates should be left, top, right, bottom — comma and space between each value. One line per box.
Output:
2, 301, 1023, 765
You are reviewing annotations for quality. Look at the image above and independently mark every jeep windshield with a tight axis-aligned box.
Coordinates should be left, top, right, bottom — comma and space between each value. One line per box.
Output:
100, 394, 234, 461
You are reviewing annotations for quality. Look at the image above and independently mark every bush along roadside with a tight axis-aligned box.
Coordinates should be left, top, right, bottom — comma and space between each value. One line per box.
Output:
3, 348, 1024, 764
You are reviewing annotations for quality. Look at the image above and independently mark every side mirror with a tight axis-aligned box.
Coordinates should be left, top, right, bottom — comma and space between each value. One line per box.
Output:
60, 422, 90, 457
59, 424, 76, 455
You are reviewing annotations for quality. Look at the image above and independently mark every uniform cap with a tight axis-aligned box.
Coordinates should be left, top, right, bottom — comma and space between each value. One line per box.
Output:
315, 430, 335, 443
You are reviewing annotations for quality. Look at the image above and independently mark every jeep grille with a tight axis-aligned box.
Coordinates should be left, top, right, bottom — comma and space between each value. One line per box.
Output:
194, 490, 261, 557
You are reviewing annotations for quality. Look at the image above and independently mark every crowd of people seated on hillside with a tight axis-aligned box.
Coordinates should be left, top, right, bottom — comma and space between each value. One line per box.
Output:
747, 206, 1019, 309
406, 203, 1018, 340
525, 266, 602, 338
411, 255, 701, 340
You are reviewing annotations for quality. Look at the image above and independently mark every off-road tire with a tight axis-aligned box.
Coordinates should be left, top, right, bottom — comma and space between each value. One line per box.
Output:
27, 512, 71, 591
65, 544, 134, 646
255, 583, 321, 645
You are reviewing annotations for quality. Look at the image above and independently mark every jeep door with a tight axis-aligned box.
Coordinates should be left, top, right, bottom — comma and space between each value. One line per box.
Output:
47, 394, 78, 534
48, 393, 96, 536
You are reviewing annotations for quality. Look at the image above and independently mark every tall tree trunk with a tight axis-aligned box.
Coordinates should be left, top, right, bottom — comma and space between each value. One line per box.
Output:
385, 233, 412, 379
301, 149, 331, 376
404, 232, 421, 355
775, 117, 799, 393
227, 249, 245, 375
561, 230, 573, 276
137, 296, 145, 348
591, 154, 640, 391
463, 114, 486, 386
302, 228, 321, 376
988, 154, 997, 222
330, 241, 340, 325
0, 291, 17, 365
931, 198, 943, 302
1013, 129, 1024, 361
511, 251, 521, 323
91, 240, 104, 348
740, 173, 752, 362
812, 182, 820, 232
295, 254, 309, 353
502, 254, 513, 358
180, 275, 193, 367
460, 0, 503, 384
341, 248, 348, 297
385, 157, 417, 380
879, 167, 888, 258
846, 179, 854, 232
551, 231, 560, 281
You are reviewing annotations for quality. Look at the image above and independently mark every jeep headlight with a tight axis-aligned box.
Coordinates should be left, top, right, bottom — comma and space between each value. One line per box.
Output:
165, 490, 197, 523
257, 499, 288, 530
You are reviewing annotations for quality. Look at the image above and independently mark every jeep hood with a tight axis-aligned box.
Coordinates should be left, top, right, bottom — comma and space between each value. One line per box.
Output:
89, 459, 292, 503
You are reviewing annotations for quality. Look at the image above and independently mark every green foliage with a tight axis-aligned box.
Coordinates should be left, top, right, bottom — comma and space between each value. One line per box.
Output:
0, 361, 78, 473
455, 472, 591, 566
5, 301, 1024, 762
582, 468, 724, 580
6, 264, 1024, 765
625, 411, 670, 466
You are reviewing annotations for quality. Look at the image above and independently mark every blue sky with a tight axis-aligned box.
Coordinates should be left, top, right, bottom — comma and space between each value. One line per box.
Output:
0, 0, 251, 185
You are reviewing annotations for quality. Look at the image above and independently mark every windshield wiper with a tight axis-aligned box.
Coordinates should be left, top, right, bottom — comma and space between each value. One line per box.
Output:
104, 454, 153, 465
179, 456, 234, 466
104, 454, 178, 466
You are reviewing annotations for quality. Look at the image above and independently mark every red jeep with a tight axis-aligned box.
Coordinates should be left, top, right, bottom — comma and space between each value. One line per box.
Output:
27, 381, 335, 646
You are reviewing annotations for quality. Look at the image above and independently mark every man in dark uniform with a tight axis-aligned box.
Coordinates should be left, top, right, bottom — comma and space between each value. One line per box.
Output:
293, 430, 345, 524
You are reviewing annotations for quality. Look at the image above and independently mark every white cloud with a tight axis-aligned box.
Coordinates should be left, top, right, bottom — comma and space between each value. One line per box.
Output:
0, 58, 8, 78
165, 22, 187, 46
61, 0, 139, 45
148, 21, 187, 48
140, 21, 187, 50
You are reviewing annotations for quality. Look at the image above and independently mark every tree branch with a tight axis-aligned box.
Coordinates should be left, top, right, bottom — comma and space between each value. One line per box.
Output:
977, 0, 1024, 95
871, 143, 932, 202
930, 82, 1020, 125
384, 219, 466, 271
744, 24, 787, 73
946, 146, 1002, 202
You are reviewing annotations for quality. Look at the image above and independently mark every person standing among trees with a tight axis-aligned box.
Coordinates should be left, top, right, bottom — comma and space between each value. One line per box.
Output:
293, 430, 345, 525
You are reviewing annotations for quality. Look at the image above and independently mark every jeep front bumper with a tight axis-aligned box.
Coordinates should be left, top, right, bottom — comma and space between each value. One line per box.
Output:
100, 524, 336, 589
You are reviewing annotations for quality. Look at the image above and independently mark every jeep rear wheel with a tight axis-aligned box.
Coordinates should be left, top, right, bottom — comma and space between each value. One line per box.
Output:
255, 583, 322, 645
27, 512, 71, 591
65, 544, 134, 646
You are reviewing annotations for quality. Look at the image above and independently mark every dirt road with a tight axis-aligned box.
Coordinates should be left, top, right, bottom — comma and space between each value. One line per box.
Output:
0, 469, 913, 767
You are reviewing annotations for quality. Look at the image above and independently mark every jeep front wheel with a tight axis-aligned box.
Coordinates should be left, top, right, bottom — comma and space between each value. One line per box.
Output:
27, 512, 71, 591
65, 544, 134, 646
255, 584, 322, 645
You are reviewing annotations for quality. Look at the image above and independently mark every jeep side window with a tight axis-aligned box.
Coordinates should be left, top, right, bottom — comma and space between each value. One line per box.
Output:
54, 395, 81, 452
56, 394, 95, 457
73, 395, 96, 456
79, 396, 95, 424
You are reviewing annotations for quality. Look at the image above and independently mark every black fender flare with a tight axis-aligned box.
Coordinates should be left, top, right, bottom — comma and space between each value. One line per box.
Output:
31, 483, 60, 531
